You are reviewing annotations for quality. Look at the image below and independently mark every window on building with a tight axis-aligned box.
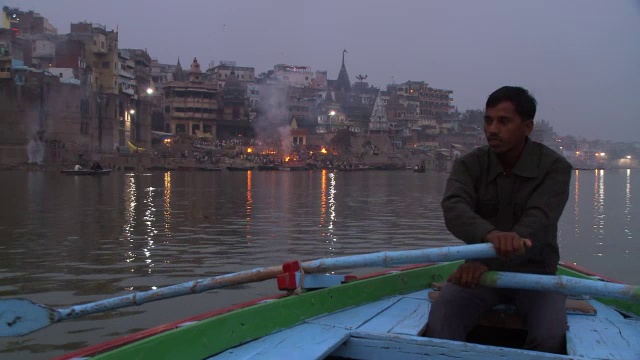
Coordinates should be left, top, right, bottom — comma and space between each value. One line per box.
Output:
175, 124, 186, 133
164, 105, 170, 113
192, 124, 200, 134
102, 61, 109, 69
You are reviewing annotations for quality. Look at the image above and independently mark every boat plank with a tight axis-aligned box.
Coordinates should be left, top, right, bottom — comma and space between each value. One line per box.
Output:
210, 323, 349, 360
357, 297, 430, 335
401, 289, 430, 300
307, 296, 400, 329
566, 301, 640, 359
332, 332, 579, 360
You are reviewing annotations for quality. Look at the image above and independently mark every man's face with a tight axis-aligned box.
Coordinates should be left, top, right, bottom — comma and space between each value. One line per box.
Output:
483, 101, 533, 155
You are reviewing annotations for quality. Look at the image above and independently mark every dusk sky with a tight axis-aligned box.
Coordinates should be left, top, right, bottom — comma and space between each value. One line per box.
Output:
11, 0, 640, 142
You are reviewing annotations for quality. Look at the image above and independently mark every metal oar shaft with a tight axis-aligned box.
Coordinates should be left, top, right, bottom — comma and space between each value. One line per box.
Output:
55, 244, 497, 321
480, 272, 640, 302
55, 265, 282, 321
1, 243, 497, 337
302, 243, 497, 273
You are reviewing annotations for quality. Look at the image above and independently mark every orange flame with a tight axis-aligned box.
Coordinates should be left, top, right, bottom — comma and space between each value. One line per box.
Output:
246, 147, 253, 153
285, 156, 290, 162
321, 147, 327, 154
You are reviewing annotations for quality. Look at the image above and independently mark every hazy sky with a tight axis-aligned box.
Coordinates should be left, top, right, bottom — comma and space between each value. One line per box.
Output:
11, 0, 640, 142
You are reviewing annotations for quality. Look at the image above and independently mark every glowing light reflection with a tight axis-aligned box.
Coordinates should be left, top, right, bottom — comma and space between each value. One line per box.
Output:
246, 171, 253, 239
593, 169, 605, 255
323, 171, 337, 257
624, 169, 632, 241
143, 186, 157, 273
320, 169, 327, 223
123, 174, 137, 273
163, 172, 172, 234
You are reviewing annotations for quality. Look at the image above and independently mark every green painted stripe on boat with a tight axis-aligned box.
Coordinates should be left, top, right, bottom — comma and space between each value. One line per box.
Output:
92, 262, 461, 360
556, 267, 640, 317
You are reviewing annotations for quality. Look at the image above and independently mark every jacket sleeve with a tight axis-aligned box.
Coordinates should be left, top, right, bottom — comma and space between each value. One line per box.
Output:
441, 158, 496, 244
512, 158, 572, 240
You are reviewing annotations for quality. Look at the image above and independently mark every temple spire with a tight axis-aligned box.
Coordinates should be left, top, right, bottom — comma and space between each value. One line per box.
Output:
336, 49, 351, 93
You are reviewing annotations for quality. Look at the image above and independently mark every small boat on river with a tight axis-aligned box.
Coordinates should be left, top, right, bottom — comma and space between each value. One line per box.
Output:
2, 244, 638, 360
60, 169, 112, 175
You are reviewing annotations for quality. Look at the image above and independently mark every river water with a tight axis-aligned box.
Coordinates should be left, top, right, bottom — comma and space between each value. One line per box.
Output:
0, 169, 638, 359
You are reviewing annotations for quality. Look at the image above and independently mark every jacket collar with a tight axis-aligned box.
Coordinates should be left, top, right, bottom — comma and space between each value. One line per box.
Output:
488, 138, 538, 181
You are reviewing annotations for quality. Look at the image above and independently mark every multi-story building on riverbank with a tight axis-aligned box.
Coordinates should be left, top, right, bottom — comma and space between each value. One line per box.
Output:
162, 58, 218, 137
206, 61, 255, 90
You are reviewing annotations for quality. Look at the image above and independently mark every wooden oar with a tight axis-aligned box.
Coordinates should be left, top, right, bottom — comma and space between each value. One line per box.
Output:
480, 271, 640, 302
0, 243, 497, 337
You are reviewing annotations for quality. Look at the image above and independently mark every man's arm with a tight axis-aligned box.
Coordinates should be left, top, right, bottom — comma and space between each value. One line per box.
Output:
441, 158, 496, 244
512, 158, 573, 240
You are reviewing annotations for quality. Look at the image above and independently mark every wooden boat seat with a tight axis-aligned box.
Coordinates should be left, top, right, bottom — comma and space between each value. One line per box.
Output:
428, 283, 597, 330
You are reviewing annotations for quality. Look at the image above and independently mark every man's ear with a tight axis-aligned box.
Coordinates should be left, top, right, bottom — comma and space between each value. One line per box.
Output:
524, 119, 534, 135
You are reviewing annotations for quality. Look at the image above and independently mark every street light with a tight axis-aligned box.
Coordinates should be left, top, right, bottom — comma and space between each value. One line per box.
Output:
146, 88, 154, 95
328, 111, 336, 132
129, 109, 136, 115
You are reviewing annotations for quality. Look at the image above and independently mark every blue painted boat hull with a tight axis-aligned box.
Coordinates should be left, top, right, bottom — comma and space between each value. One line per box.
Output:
52, 262, 640, 360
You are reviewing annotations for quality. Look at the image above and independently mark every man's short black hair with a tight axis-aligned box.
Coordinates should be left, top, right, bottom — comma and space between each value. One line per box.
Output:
486, 86, 537, 121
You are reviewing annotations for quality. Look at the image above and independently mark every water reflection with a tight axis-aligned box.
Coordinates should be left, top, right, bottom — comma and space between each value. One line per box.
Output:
323, 171, 337, 256
124, 174, 137, 267
143, 183, 156, 273
163, 171, 171, 235
246, 171, 253, 239
320, 169, 327, 222
625, 169, 632, 241
3, 169, 640, 360
593, 170, 605, 255
574, 170, 580, 239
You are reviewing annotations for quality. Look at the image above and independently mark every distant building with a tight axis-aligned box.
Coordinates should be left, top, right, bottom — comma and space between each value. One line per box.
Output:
206, 61, 254, 90
530, 119, 555, 146
69, 22, 118, 95
162, 58, 218, 137
122, 49, 152, 94
273, 64, 325, 88
0, 29, 16, 79
382, 81, 455, 146
67, 22, 119, 152
2, 7, 57, 36
368, 91, 390, 134
217, 70, 252, 138
150, 58, 176, 90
